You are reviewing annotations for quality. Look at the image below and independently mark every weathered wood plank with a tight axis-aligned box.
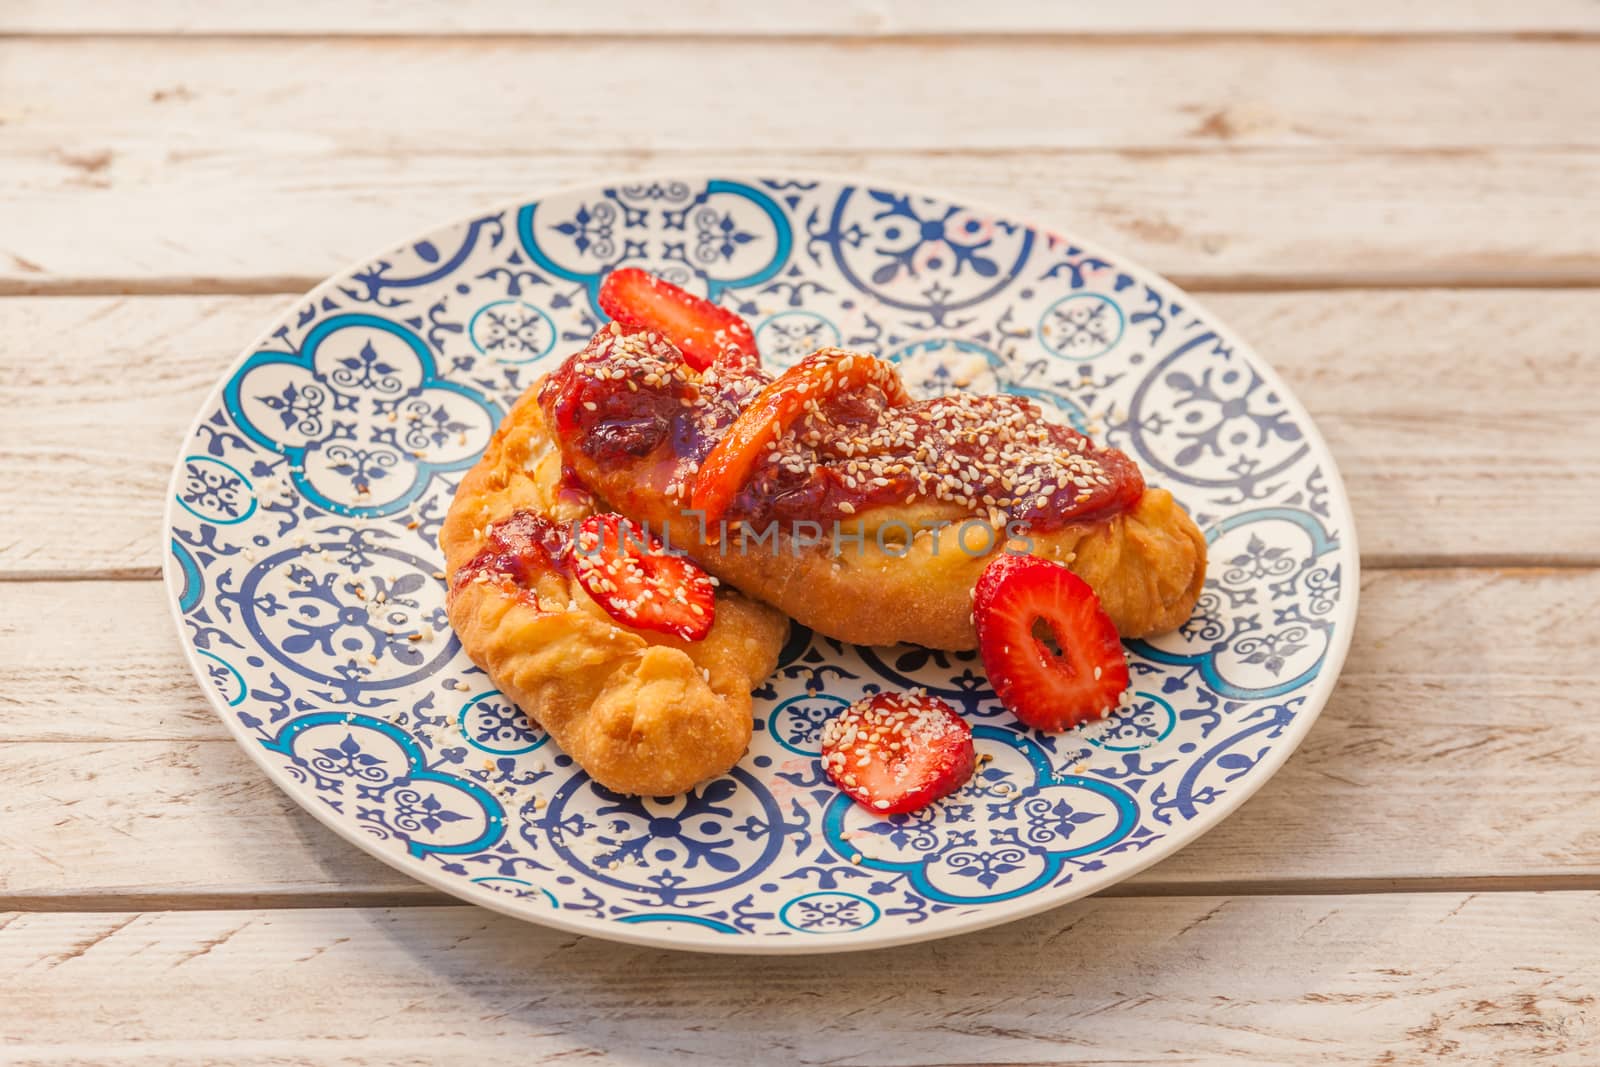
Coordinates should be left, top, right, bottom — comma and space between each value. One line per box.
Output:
3, 896, 1596, 1064
4, 40, 1598, 160
4, 289, 1596, 577
7, 148, 1599, 291
4, 567, 1598, 902
5, 37, 1599, 289
0, 736, 419, 904
7, 0, 1599, 36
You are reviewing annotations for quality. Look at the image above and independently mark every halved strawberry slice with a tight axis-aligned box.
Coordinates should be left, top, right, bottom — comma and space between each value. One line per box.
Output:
820, 691, 975, 815
571, 513, 715, 641
691, 347, 910, 526
597, 268, 758, 371
973, 553, 1130, 731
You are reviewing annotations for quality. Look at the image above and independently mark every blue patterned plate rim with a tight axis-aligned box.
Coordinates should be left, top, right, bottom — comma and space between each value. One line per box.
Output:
162, 171, 1359, 954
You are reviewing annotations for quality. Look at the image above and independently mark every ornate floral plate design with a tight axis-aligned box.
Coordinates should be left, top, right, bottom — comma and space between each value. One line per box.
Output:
165, 175, 1357, 953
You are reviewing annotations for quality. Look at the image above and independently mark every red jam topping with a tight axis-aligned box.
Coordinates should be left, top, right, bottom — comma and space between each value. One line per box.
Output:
452, 510, 573, 596
539, 327, 757, 466
540, 326, 1144, 534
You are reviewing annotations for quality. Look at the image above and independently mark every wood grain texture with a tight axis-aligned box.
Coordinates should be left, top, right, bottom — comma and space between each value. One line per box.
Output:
12, 38, 1597, 151
5, 36, 1600, 291
8, 0, 1600, 36
4, 289, 1596, 578
3, 897, 1597, 1064
8, 147, 1600, 292
5, 567, 1599, 903
0, 736, 422, 905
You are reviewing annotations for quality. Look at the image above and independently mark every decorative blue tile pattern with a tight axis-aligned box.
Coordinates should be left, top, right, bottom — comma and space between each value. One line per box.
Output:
164, 175, 1357, 953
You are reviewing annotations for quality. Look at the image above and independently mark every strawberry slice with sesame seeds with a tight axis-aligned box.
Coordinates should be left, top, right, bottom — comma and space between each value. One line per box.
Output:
691, 347, 911, 526
973, 553, 1130, 732
598, 268, 758, 372
570, 513, 715, 641
820, 691, 975, 815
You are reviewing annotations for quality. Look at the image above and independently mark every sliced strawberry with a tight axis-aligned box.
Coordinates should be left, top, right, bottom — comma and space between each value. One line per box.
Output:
571, 513, 715, 641
973, 553, 1130, 731
820, 691, 975, 815
691, 347, 910, 526
597, 268, 758, 371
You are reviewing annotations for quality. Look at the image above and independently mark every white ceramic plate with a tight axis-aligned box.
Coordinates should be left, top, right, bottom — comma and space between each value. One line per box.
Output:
165, 174, 1357, 953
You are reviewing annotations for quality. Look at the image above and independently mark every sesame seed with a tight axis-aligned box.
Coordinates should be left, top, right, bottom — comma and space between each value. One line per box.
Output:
558, 335, 1122, 532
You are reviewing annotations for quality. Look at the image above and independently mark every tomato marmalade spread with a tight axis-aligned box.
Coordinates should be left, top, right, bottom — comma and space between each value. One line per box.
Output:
539, 326, 1143, 533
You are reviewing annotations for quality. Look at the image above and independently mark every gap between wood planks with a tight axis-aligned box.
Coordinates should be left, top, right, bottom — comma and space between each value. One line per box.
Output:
7, 557, 1599, 585
8, 275, 1600, 300
6, 30, 1600, 44
8, 875, 1600, 914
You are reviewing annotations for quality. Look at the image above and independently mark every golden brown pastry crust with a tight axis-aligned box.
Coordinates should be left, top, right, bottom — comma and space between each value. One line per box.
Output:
440, 388, 787, 796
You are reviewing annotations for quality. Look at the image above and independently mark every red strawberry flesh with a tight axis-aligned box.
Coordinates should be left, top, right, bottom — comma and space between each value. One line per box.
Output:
597, 267, 758, 371
973, 553, 1130, 731
571, 513, 716, 641
820, 691, 976, 815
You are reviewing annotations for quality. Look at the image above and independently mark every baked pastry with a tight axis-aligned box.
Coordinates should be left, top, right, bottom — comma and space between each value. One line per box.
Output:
538, 327, 1206, 651
441, 260, 1207, 797
439, 387, 788, 796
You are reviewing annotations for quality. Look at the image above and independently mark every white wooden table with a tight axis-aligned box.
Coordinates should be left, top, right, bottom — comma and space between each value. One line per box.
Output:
4, 5, 1599, 1062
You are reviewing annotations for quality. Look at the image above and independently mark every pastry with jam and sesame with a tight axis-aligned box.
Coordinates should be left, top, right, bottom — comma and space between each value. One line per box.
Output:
538, 273, 1206, 651
442, 269, 1207, 801
439, 386, 787, 797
